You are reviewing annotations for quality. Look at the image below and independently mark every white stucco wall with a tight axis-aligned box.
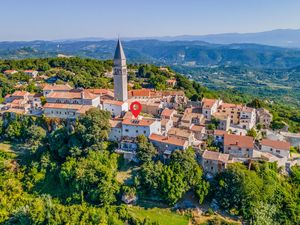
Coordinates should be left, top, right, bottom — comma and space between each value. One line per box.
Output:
122, 120, 161, 138
260, 145, 290, 158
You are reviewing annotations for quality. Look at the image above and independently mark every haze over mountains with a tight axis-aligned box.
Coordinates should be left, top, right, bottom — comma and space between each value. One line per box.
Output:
59, 29, 300, 48
1, 28, 300, 107
1, 29, 300, 69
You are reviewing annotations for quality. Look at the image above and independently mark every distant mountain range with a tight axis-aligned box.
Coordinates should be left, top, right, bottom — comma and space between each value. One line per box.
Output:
1, 39, 300, 69
56, 29, 300, 48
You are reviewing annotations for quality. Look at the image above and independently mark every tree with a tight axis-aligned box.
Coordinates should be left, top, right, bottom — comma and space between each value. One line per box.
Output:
5, 119, 22, 141
26, 125, 46, 145
26, 125, 47, 153
212, 164, 263, 219
247, 99, 264, 109
253, 202, 279, 225
247, 128, 257, 138
74, 108, 111, 148
60, 151, 119, 205
136, 135, 157, 163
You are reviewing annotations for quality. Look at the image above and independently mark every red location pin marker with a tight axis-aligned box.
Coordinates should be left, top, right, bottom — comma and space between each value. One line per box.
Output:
130, 101, 142, 118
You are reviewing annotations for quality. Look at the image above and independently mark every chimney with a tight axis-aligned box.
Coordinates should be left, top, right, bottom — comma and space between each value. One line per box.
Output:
81, 91, 84, 99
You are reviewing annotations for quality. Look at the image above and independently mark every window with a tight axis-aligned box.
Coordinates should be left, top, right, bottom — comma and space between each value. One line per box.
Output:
136, 130, 138, 133
125, 129, 129, 132
276, 150, 280, 153
143, 130, 146, 134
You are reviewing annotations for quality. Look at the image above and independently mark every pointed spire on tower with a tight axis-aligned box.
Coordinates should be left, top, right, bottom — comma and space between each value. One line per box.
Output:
114, 38, 126, 61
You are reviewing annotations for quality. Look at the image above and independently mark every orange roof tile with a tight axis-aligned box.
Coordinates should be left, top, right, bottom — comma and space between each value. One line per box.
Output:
214, 130, 229, 136
149, 133, 187, 147
161, 108, 176, 117
109, 119, 122, 128
168, 127, 192, 139
46, 90, 97, 100
24, 70, 37, 73
220, 103, 243, 109
224, 133, 254, 149
44, 103, 84, 110
202, 98, 217, 109
261, 139, 290, 151
122, 118, 157, 127
128, 89, 151, 97
86, 89, 114, 96
190, 125, 205, 132
103, 99, 126, 106
43, 84, 72, 91
11, 91, 29, 97
202, 150, 229, 162
4, 70, 17, 74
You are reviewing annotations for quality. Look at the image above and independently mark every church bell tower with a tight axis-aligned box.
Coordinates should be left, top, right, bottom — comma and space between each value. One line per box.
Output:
113, 39, 128, 101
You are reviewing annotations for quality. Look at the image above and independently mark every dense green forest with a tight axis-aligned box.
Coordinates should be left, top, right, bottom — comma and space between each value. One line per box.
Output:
0, 109, 299, 224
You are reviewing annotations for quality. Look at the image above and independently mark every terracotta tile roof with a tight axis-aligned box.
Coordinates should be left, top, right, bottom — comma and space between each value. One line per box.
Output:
128, 89, 185, 98
161, 90, 185, 97
224, 133, 254, 149
103, 99, 126, 106
242, 106, 255, 113
4, 70, 17, 74
202, 150, 229, 162
190, 125, 205, 132
149, 133, 188, 147
11, 91, 29, 97
202, 98, 217, 109
122, 118, 157, 127
213, 112, 230, 120
46, 90, 97, 100
109, 119, 122, 128
161, 108, 176, 117
182, 108, 203, 122
220, 103, 243, 109
43, 84, 72, 91
123, 111, 133, 119
86, 89, 114, 96
214, 130, 229, 136
261, 139, 291, 151
76, 105, 93, 114
24, 70, 37, 73
128, 89, 151, 97
44, 103, 85, 110
168, 127, 192, 139
161, 118, 170, 126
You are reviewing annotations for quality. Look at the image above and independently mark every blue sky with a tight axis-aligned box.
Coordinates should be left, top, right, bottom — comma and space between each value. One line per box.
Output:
1, 0, 300, 41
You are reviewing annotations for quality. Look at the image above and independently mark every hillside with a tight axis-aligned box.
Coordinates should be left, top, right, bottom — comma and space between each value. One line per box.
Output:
3, 40, 300, 108
1, 40, 300, 69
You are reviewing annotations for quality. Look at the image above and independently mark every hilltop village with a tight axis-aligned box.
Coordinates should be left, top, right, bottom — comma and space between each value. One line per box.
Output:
1, 39, 300, 176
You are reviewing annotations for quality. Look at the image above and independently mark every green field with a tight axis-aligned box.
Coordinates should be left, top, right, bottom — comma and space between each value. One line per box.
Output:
128, 206, 190, 225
